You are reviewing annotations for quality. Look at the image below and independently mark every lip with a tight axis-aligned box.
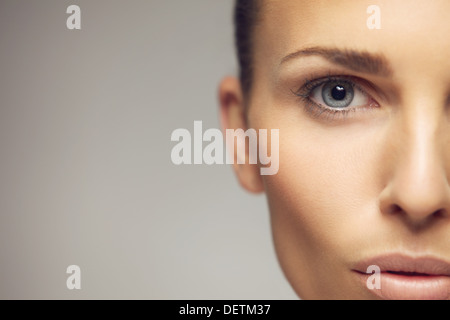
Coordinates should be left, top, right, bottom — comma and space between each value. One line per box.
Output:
353, 254, 450, 300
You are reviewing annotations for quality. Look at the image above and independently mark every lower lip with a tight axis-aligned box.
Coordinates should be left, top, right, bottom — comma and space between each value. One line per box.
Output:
357, 272, 450, 300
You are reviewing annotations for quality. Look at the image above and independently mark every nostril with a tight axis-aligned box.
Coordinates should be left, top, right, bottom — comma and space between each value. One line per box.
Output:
384, 204, 447, 218
386, 204, 403, 215
432, 209, 446, 218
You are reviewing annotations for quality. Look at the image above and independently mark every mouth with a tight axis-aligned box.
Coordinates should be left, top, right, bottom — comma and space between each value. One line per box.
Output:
353, 254, 450, 300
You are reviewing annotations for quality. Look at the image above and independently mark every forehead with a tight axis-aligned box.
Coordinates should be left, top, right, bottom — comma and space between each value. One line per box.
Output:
254, 0, 450, 74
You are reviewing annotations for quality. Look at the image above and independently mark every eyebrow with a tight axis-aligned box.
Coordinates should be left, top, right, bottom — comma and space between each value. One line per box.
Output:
280, 46, 393, 77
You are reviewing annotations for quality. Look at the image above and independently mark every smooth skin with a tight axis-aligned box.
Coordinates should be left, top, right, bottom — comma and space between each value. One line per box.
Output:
220, 0, 450, 299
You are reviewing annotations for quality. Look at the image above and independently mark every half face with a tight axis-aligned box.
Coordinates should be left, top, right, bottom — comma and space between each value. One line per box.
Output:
225, 0, 450, 299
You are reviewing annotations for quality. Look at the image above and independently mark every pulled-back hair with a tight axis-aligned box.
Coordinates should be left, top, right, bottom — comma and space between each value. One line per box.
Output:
234, 0, 259, 99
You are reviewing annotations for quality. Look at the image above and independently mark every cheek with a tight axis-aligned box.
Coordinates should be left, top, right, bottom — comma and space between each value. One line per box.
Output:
266, 120, 386, 234
261, 119, 389, 296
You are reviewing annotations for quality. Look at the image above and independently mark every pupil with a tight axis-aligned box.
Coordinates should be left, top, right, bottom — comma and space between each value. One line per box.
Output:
332, 85, 346, 100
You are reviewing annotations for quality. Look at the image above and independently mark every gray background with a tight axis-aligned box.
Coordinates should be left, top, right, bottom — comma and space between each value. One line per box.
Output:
0, 0, 296, 299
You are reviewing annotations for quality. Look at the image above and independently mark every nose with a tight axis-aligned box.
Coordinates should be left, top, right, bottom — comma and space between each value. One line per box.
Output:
378, 102, 450, 229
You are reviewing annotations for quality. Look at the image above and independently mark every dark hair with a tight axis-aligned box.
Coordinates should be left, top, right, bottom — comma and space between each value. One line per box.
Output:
234, 0, 259, 99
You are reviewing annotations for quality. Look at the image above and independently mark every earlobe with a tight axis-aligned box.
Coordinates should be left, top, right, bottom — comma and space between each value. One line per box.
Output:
218, 76, 264, 194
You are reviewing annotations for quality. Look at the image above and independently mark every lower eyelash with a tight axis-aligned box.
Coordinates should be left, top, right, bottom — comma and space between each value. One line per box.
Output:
301, 96, 358, 122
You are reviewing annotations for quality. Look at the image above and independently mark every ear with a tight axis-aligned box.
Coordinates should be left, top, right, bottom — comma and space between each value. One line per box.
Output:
218, 76, 264, 194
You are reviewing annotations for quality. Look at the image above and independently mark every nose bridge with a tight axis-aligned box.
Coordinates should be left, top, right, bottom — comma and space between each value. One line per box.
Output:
402, 104, 440, 187
381, 95, 450, 223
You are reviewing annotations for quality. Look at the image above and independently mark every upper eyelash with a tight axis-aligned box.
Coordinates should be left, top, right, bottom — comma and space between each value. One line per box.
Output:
293, 75, 358, 98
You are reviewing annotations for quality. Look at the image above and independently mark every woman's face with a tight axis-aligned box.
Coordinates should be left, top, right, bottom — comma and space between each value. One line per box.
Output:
221, 0, 450, 299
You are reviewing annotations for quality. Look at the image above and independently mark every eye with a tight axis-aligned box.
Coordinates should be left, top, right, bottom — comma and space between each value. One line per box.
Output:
310, 80, 369, 109
292, 76, 381, 122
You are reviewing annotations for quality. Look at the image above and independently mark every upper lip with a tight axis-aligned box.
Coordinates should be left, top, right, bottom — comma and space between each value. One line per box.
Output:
353, 253, 450, 276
